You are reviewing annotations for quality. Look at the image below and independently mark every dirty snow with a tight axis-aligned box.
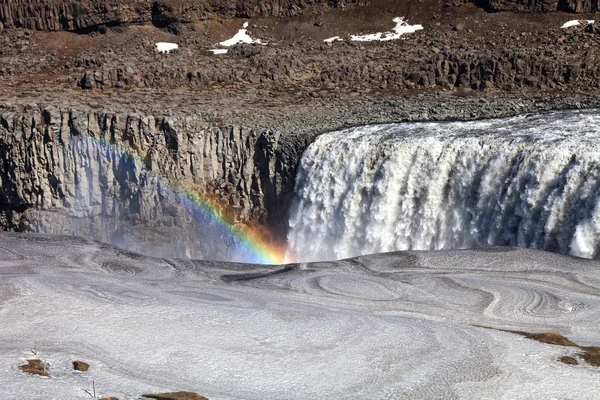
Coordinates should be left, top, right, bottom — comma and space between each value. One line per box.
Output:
155, 42, 179, 53
2, 233, 600, 399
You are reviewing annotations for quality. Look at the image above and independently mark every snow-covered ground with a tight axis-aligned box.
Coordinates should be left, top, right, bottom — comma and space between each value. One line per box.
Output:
1, 233, 600, 399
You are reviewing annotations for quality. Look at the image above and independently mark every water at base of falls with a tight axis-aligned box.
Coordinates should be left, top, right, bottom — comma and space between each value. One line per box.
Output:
287, 109, 600, 262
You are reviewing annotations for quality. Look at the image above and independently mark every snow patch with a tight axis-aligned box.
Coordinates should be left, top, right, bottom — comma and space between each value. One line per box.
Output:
210, 49, 228, 55
561, 20, 595, 28
219, 21, 265, 47
324, 17, 423, 43
155, 42, 179, 53
351, 17, 423, 41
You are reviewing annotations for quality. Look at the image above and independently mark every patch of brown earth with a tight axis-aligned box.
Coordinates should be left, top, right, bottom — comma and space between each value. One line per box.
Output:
19, 359, 49, 376
580, 346, 600, 367
475, 325, 600, 368
142, 392, 209, 400
558, 355, 578, 365
507, 330, 579, 347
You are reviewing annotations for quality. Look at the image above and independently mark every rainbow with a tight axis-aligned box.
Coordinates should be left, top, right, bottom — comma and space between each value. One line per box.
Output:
78, 135, 288, 265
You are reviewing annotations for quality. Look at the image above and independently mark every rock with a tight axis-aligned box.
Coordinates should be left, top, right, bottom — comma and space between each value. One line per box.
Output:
80, 72, 94, 90
73, 360, 90, 371
20, 359, 49, 376
142, 392, 209, 400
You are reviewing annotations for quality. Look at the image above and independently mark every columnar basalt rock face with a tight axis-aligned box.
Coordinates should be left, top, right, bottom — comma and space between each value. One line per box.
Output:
0, 107, 304, 259
0, 0, 362, 32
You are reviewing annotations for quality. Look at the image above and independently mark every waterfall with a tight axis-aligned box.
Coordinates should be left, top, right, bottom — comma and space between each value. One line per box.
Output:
287, 110, 600, 262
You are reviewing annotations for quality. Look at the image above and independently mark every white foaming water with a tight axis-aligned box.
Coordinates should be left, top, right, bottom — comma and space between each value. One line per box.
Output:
287, 110, 600, 262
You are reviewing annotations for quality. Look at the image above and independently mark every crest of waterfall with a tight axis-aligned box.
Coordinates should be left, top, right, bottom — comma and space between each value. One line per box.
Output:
287, 110, 600, 262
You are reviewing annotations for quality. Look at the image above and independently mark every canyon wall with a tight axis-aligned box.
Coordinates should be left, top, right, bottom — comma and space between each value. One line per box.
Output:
0, 106, 310, 259
0, 0, 362, 32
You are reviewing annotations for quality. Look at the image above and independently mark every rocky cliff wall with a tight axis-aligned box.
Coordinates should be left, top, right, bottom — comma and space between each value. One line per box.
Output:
0, 106, 310, 259
0, 0, 361, 32
450, 0, 598, 12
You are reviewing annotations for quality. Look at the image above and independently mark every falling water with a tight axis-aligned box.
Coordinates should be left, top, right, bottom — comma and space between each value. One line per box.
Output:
287, 110, 600, 262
